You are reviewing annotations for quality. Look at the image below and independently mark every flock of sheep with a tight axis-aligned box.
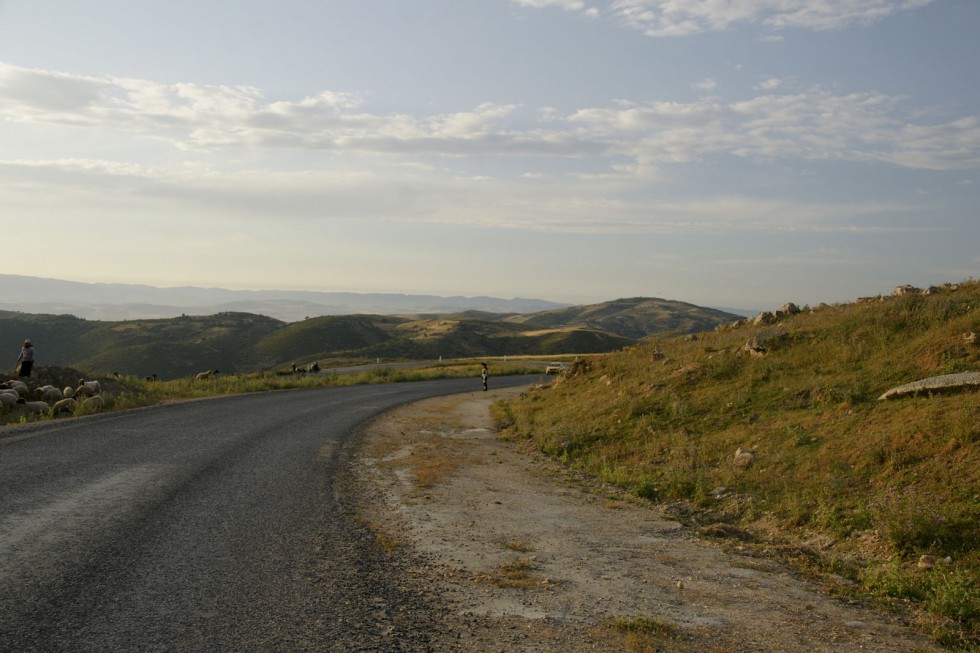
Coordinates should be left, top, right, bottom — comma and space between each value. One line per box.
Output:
3, 363, 313, 421
0, 379, 104, 419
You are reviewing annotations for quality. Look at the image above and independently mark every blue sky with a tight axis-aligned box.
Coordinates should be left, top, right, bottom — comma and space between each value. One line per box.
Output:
0, 0, 977, 311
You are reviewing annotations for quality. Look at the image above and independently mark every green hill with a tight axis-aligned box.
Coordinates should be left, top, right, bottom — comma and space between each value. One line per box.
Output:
1, 297, 725, 380
508, 297, 740, 339
0, 311, 284, 380
497, 282, 980, 647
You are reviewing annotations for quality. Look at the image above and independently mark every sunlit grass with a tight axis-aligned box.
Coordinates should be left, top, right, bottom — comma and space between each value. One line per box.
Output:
500, 280, 980, 648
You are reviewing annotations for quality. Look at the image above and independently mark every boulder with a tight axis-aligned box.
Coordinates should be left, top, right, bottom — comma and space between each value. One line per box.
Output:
878, 372, 980, 400
752, 311, 776, 326
893, 284, 922, 296
739, 340, 767, 357
776, 303, 801, 318
733, 447, 755, 468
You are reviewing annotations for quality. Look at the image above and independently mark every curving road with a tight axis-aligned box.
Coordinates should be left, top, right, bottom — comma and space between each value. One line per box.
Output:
0, 376, 536, 652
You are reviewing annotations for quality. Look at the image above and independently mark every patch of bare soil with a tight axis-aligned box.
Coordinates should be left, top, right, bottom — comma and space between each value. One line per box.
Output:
351, 388, 940, 652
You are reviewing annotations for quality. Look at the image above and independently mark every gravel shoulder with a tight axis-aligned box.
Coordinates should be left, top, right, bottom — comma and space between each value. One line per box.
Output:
350, 387, 940, 652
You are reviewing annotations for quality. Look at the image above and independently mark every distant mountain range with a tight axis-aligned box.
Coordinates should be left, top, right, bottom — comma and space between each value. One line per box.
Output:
0, 277, 744, 379
0, 274, 570, 322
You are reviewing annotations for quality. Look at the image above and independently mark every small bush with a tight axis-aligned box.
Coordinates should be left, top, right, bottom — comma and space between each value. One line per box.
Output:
861, 560, 929, 602
869, 485, 959, 554
927, 568, 980, 624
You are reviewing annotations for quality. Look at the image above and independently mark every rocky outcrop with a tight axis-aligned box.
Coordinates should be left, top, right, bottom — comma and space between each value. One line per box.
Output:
894, 283, 962, 297
892, 284, 922, 296
878, 372, 980, 400
729, 302, 802, 330
738, 329, 789, 358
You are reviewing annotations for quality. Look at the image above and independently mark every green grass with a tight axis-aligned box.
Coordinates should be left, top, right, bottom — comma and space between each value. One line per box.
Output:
499, 280, 980, 649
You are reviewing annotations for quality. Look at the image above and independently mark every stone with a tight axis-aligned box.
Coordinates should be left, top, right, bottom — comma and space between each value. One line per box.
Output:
776, 303, 801, 318
878, 371, 980, 400
739, 338, 767, 357
893, 284, 922, 296
733, 447, 755, 468
918, 555, 937, 570
752, 311, 776, 326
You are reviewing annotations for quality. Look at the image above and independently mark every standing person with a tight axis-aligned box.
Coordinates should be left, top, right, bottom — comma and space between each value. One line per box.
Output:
481, 362, 488, 391
15, 339, 34, 378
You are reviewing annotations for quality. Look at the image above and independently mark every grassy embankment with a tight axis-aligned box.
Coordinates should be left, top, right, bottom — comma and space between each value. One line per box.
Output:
495, 281, 980, 650
0, 358, 555, 427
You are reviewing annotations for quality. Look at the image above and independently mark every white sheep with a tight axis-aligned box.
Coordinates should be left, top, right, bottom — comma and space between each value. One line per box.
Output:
35, 385, 64, 403
2, 380, 29, 397
0, 392, 18, 409
21, 401, 50, 415
74, 380, 102, 398
63, 386, 76, 399
80, 395, 104, 412
50, 397, 77, 416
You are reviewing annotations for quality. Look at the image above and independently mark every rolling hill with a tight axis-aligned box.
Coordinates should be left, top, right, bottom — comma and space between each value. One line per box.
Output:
0, 297, 739, 380
506, 297, 741, 339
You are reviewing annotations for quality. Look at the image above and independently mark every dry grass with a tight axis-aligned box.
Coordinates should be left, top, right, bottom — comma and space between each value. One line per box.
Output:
501, 280, 980, 649
603, 500, 631, 510
411, 444, 462, 489
472, 559, 550, 590
601, 616, 674, 652
357, 518, 409, 555
504, 539, 536, 553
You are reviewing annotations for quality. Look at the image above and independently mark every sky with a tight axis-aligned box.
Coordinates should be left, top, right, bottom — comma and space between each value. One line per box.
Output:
0, 0, 977, 312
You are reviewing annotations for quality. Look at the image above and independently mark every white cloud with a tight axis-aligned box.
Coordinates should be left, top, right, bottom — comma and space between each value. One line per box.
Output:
3, 62, 978, 172
512, 0, 589, 10
510, 0, 600, 18
542, 0, 939, 37
693, 78, 718, 91
571, 90, 980, 170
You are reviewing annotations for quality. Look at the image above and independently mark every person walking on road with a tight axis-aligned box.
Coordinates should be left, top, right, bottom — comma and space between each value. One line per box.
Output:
481, 362, 488, 391
15, 339, 34, 378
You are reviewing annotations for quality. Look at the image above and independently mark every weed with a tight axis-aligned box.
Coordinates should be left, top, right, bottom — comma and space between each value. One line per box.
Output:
868, 485, 959, 554
862, 560, 929, 602
504, 539, 535, 553
927, 568, 980, 624
358, 519, 409, 556
613, 616, 671, 636
606, 616, 674, 653
473, 559, 546, 589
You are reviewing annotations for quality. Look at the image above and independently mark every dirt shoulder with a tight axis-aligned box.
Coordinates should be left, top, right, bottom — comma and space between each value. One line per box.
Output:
350, 387, 940, 652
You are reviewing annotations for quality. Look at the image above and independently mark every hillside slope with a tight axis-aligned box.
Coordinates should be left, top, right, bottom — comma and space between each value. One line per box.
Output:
500, 282, 980, 648
508, 297, 740, 339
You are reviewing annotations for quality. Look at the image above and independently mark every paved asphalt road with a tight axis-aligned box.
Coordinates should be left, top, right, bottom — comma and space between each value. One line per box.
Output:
0, 376, 537, 652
